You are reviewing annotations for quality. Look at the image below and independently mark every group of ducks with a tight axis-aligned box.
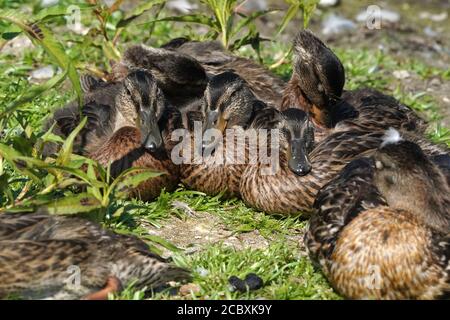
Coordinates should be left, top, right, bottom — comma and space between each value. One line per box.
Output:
2, 30, 449, 299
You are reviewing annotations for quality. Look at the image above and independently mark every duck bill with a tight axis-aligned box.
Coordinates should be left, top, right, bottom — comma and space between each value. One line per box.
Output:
140, 110, 163, 152
202, 110, 227, 150
287, 138, 312, 176
203, 110, 227, 133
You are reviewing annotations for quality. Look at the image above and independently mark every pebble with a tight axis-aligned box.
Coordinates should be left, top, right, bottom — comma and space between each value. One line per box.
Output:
167, 0, 198, 13
423, 27, 439, 38
319, 0, 340, 7
41, 0, 59, 7
196, 267, 209, 277
356, 8, 400, 24
392, 70, 410, 80
419, 12, 447, 22
2, 35, 34, 56
322, 14, 356, 35
30, 65, 54, 80
179, 283, 201, 296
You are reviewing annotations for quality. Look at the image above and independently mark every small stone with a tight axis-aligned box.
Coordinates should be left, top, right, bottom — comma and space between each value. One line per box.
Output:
423, 26, 438, 37
419, 12, 447, 22
442, 97, 450, 104
429, 78, 441, 87
196, 267, 209, 277
167, 0, 198, 13
392, 70, 410, 80
2, 35, 34, 56
236, 0, 268, 14
356, 8, 400, 24
41, 0, 59, 7
322, 14, 356, 35
30, 65, 54, 80
319, 0, 339, 7
179, 283, 201, 296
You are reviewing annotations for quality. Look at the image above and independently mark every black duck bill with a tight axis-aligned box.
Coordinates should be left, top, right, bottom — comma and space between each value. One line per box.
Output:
282, 109, 315, 176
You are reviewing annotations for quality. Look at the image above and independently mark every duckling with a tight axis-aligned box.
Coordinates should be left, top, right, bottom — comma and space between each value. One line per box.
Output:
110, 44, 208, 109
305, 131, 449, 299
44, 69, 182, 201
239, 108, 448, 215
0, 212, 190, 300
161, 38, 286, 108
282, 29, 427, 137
113, 39, 284, 110
178, 71, 266, 197
240, 108, 383, 215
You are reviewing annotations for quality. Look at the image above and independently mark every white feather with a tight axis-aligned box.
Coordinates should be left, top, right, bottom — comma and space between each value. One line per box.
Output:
381, 128, 403, 147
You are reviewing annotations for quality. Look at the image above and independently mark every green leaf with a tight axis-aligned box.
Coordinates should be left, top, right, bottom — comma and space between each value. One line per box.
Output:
0, 9, 83, 105
117, 0, 166, 28
114, 169, 163, 199
56, 117, 87, 167
38, 193, 102, 215
230, 9, 278, 39
0, 71, 67, 119
142, 234, 182, 253
276, 3, 299, 36
34, 4, 94, 22
151, 14, 217, 29
0, 143, 41, 182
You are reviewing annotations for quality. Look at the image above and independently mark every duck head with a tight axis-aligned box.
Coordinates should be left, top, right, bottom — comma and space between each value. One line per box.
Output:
373, 128, 450, 233
278, 108, 315, 176
114, 45, 208, 106
202, 71, 263, 135
117, 69, 166, 152
283, 30, 345, 129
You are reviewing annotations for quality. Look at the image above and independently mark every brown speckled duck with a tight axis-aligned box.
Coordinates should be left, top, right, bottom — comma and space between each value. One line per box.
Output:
178, 71, 266, 197
0, 211, 190, 300
282, 30, 427, 140
110, 39, 284, 110
305, 131, 449, 299
161, 38, 286, 108
239, 106, 448, 216
44, 69, 181, 201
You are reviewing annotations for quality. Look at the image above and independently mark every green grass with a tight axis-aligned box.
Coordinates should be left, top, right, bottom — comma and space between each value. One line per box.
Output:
0, 0, 449, 300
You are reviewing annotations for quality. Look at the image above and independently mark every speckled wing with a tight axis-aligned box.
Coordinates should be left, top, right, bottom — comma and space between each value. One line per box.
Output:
336, 88, 428, 134
305, 157, 387, 268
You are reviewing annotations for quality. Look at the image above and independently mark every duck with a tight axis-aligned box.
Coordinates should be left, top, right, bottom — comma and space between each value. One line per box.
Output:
109, 38, 285, 111
305, 130, 450, 299
160, 38, 286, 108
177, 71, 266, 197
109, 43, 209, 109
44, 69, 182, 201
0, 211, 190, 300
281, 29, 427, 140
239, 107, 449, 215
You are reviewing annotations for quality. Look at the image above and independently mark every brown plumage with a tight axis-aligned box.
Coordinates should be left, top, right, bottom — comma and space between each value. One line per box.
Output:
282, 30, 427, 138
305, 135, 450, 299
179, 72, 265, 197
112, 39, 284, 110
0, 212, 190, 300
44, 69, 182, 201
161, 38, 286, 108
111, 43, 208, 109
239, 109, 448, 216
